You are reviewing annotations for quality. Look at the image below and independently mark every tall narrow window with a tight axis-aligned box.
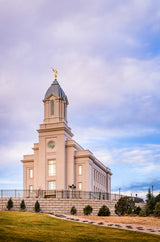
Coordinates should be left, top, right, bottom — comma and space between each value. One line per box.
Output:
29, 169, 33, 178
29, 185, 33, 192
78, 165, 82, 175
48, 181, 56, 190
51, 100, 54, 115
64, 104, 65, 119
48, 160, 56, 176
78, 182, 82, 190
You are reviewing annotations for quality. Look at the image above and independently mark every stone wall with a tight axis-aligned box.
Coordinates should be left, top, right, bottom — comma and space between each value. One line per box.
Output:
0, 198, 116, 215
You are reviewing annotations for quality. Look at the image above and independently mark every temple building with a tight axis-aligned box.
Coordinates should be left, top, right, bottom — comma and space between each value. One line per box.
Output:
21, 71, 112, 194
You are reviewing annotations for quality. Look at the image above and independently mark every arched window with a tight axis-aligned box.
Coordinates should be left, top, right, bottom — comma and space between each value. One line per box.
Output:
51, 101, 54, 115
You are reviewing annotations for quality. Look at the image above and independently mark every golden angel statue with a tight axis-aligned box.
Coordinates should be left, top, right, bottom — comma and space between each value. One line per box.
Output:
51, 67, 58, 80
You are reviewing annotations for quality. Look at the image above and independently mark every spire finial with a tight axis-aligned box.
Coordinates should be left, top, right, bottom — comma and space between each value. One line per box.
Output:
51, 67, 58, 80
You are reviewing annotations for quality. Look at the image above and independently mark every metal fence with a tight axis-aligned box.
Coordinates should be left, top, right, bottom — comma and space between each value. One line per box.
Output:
0, 189, 142, 202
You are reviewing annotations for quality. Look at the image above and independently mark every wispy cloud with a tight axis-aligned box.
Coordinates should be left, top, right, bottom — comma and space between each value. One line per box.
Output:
0, 0, 160, 191
0, 179, 21, 185
0, 141, 34, 166
73, 126, 159, 145
94, 144, 160, 167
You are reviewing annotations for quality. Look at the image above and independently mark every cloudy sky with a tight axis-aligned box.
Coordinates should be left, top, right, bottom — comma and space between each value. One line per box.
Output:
0, 0, 160, 198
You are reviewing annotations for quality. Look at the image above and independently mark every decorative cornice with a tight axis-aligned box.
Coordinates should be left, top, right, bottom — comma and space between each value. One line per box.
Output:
75, 150, 112, 175
37, 126, 73, 137
75, 153, 90, 159
66, 140, 83, 150
32, 147, 39, 151
21, 159, 34, 163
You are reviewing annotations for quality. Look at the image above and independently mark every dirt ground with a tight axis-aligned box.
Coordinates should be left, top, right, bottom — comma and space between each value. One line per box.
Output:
78, 215, 160, 227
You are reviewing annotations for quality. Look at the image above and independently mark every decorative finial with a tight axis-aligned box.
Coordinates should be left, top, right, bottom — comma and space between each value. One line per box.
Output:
51, 67, 58, 80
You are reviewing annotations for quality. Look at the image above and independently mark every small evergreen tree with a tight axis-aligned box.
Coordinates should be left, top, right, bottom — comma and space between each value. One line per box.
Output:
115, 196, 135, 216
70, 206, 77, 215
139, 209, 146, 217
83, 205, 93, 215
34, 200, 40, 212
133, 206, 141, 215
144, 191, 160, 216
7, 198, 13, 211
20, 200, 26, 210
154, 202, 160, 217
155, 194, 160, 205
145, 188, 155, 215
146, 188, 153, 203
98, 205, 110, 216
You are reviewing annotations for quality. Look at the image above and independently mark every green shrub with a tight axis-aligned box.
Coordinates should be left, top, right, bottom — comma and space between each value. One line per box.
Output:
144, 190, 160, 216
145, 199, 155, 215
7, 198, 13, 211
154, 202, 160, 217
20, 200, 26, 210
144, 204, 150, 216
98, 205, 110, 216
139, 209, 146, 217
115, 196, 135, 216
83, 205, 93, 215
155, 194, 160, 204
126, 206, 133, 215
34, 200, 40, 212
134, 206, 141, 215
145, 188, 156, 215
70, 206, 77, 215
146, 188, 153, 203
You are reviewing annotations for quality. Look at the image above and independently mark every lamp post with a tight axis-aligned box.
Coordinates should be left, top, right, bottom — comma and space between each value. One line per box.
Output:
68, 184, 76, 198
135, 194, 138, 202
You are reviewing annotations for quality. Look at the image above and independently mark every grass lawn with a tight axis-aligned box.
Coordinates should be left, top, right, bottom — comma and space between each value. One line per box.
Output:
0, 211, 160, 241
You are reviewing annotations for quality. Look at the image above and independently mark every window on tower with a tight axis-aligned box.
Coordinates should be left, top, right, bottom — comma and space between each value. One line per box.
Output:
64, 103, 65, 119
78, 165, 82, 175
29, 169, 33, 178
51, 100, 54, 115
48, 160, 56, 176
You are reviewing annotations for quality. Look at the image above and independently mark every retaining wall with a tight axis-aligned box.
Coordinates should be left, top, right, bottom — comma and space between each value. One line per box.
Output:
0, 198, 116, 215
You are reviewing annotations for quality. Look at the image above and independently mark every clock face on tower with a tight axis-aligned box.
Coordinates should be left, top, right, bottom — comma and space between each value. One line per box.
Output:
48, 141, 55, 149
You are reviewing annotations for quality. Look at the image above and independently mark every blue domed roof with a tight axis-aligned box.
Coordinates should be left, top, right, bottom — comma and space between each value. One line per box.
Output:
44, 80, 66, 99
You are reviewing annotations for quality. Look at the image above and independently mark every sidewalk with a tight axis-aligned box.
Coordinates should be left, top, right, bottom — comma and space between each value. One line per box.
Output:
48, 214, 160, 236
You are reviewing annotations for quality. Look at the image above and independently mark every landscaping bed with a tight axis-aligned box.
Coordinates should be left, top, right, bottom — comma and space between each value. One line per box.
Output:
79, 215, 160, 227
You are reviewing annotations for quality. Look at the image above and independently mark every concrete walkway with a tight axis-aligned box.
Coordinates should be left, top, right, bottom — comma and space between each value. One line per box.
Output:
48, 214, 160, 236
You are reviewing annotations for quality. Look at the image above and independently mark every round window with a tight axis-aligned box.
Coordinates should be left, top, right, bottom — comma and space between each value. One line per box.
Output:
48, 141, 55, 149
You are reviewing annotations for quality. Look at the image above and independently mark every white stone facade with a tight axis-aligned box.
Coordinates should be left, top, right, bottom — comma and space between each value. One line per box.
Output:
21, 77, 112, 193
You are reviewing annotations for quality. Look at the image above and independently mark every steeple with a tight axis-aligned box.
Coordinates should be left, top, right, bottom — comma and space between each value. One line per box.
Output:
43, 72, 68, 124
44, 79, 66, 100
